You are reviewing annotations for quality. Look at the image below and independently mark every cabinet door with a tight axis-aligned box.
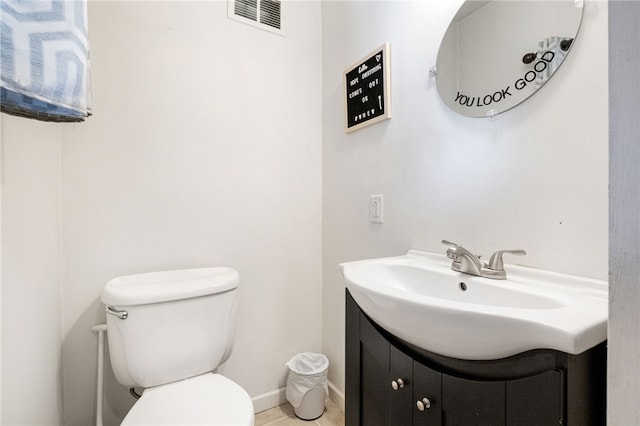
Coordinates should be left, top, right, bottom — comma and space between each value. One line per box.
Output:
413, 361, 442, 425
360, 313, 392, 426
359, 311, 414, 426
390, 345, 413, 426
506, 369, 564, 425
442, 375, 506, 425
345, 292, 360, 426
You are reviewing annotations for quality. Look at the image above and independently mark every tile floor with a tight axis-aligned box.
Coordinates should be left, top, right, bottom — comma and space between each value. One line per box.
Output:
254, 399, 345, 426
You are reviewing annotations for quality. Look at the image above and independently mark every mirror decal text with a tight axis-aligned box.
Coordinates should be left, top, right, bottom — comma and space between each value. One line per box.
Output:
453, 50, 556, 109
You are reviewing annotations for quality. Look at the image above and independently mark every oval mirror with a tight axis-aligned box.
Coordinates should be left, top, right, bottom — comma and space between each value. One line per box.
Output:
436, 1, 584, 118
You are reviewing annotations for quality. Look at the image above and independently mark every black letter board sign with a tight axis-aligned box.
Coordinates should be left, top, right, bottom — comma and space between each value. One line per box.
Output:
344, 42, 391, 133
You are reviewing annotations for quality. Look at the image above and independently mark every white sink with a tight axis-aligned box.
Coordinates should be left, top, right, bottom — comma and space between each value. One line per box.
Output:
341, 249, 608, 360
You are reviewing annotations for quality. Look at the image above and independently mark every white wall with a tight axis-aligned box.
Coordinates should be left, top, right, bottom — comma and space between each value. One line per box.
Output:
1, 115, 63, 425
321, 0, 608, 398
1, 1, 322, 425
60, 1, 322, 424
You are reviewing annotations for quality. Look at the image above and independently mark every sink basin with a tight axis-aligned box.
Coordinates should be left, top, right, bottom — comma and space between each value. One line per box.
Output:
341, 249, 608, 360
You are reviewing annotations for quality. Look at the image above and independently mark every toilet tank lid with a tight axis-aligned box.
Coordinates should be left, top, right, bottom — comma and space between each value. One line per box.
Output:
102, 267, 239, 306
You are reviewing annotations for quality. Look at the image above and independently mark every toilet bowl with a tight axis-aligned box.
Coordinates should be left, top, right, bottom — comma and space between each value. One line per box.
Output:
101, 267, 254, 425
122, 373, 254, 426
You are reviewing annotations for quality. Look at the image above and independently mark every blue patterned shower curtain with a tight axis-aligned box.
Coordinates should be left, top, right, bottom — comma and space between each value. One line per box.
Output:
0, 0, 91, 122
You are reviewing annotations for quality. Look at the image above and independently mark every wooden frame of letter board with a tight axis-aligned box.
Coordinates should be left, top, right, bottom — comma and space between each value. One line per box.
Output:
343, 42, 392, 133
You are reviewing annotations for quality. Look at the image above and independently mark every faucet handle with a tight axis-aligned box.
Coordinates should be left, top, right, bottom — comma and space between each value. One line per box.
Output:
441, 239, 460, 248
487, 249, 527, 271
442, 240, 485, 263
441, 240, 461, 260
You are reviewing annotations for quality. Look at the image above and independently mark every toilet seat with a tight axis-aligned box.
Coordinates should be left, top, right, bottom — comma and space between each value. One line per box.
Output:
121, 373, 254, 425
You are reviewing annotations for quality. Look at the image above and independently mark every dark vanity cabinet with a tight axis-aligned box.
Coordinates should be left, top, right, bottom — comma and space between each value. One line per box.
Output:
346, 290, 606, 426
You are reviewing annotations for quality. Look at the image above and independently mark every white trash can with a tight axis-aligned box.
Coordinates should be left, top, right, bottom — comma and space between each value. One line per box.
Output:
285, 353, 329, 420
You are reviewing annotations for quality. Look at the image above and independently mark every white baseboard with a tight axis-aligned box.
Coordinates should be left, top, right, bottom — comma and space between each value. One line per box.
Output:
251, 381, 345, 414
251, 386, 287, 414
328, 380, 345, 412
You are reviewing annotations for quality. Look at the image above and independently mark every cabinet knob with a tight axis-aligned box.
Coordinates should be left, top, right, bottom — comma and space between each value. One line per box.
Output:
391, 378, 405, 390
416, 397, 431, 411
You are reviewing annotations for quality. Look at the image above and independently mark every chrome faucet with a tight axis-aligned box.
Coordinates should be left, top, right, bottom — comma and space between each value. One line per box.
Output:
442, 240, 485, 276
441, 240, 526, 280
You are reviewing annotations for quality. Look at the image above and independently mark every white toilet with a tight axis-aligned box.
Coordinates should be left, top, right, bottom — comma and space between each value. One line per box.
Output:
101, 267, 254, 425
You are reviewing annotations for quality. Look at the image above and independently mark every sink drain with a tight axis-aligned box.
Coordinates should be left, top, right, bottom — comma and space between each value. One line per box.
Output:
459, 282, 468, 291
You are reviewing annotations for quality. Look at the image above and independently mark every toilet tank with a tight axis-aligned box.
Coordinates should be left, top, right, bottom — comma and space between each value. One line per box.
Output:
101, 268, 239, 388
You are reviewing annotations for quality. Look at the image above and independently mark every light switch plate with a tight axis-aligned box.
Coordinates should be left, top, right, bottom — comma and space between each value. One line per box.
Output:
369, 194, 383, 223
